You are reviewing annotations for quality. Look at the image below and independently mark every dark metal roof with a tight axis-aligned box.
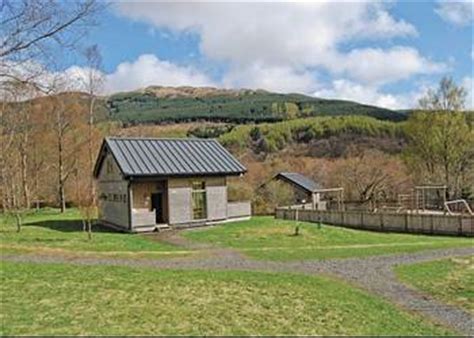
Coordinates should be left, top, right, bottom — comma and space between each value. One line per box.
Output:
275, 172, 322, 193
94, 137, 246, 178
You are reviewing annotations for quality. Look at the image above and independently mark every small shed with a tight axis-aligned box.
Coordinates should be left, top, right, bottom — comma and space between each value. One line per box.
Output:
93, 137, 251, 232
273, 172, 326, 209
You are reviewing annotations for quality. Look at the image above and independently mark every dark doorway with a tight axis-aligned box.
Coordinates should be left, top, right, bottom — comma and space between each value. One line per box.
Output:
151, 193, 164, 224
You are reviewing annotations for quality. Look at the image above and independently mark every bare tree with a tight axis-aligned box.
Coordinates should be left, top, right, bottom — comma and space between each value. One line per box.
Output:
418, 76, 467, 111
47, 77, 86, 213
331, 150, 410, 210
81, 44, 104, 238
1, 0, 103, 217
1, 0, 102, 91
0, 84, 35, 230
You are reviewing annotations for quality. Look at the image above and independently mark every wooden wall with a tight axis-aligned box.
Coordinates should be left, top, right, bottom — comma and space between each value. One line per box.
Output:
96, 152, 130, 229
275, 207, 474, 236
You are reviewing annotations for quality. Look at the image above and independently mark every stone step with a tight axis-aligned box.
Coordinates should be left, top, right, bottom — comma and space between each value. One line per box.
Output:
156, 224, 171, 232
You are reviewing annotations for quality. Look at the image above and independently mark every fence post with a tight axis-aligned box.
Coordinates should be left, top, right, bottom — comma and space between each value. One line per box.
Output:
458, 215, 463, 236
405, 212, 409, 232
380, 212, 384, 231
317, 210, 322, 229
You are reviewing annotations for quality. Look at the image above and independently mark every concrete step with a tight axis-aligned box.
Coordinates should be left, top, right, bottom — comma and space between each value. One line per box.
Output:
155, 224, 171, 232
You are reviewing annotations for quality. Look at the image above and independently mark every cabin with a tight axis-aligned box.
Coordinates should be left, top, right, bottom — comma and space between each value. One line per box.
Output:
93, 137, 251, 232
273, 172, 327, 210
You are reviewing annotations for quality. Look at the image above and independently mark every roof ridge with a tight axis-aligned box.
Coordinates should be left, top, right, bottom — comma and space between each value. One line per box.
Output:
106, 136, 217, 142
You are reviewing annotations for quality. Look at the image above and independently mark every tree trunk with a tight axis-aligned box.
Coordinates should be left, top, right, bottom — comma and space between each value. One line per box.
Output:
59, 182, 66, 213
57, 113, 66, 212
20, 142, 30, 209
14, 212, 22, 233
88, 95, 96, 207
87, 219, 92, 240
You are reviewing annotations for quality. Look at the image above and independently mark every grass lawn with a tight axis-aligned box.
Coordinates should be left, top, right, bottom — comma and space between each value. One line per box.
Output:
0, 208, 188, 258
0, 261, 453, 336
395, 256, 474, 313
184, 217, 473, 261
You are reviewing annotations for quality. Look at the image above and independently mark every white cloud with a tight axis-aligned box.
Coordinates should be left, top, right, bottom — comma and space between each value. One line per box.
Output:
329, 47, 446, 86
223, 64, 317, 94
313, 79, 422, 110
315, 76, 474, 110
103, 54, 214, 93
0, 60, 94, 97
435, 1, 473, 26
114, 2, 436, 89
1, 55, 215, 97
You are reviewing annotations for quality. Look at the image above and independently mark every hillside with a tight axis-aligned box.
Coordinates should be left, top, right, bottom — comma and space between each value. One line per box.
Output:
105, 86, 406, 124
216, 115, 406, 156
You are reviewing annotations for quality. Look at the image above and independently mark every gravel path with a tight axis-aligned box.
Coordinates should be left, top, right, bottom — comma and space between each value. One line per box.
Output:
2, 246, 473, 335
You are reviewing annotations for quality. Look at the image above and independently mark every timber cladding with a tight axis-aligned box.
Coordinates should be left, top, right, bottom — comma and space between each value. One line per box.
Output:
93, 137, 249, 231
167, 176, 227, 225
97, 152, 130, 229
275, 208, 474, 236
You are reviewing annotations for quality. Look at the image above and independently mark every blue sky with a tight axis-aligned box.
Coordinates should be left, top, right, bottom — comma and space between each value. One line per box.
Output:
69, 1, 473, 109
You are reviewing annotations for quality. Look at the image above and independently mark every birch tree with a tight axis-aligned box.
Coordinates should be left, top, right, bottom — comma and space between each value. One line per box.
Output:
80, 45, 104, 238
406, 77, 473, 198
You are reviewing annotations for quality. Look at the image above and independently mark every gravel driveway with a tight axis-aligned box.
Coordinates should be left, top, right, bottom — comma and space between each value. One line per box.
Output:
2, 243, 473, 335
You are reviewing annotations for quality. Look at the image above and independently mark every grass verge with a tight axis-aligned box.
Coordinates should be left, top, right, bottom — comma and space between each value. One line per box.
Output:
0, 261, 452, 335
395, 256, 474, 313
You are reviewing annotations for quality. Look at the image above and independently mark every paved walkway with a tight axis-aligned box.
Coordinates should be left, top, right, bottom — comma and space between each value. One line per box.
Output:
2, 244, 473, 335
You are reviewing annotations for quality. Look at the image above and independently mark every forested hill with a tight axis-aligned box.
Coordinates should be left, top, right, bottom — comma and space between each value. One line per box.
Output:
104, 86, 406, 124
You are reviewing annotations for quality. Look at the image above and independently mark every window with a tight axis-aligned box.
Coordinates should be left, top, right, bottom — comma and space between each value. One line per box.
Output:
192, 180, 207, 220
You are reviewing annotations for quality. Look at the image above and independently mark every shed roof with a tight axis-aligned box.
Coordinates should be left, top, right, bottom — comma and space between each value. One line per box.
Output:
275, 172, 322, 193
94, 137, 246, 178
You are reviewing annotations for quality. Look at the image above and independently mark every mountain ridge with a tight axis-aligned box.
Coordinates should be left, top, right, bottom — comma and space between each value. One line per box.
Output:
105, 85, 406, 124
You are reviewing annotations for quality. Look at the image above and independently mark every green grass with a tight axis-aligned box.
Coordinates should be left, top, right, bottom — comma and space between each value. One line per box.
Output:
0, 261, 452, 335
184, 217, 473, 261
395, 256, 474, 313
0, 208, 187, 258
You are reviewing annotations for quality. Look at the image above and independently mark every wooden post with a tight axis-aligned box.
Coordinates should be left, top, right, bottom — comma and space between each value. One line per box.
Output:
404, 212, 409, 232
341, 189, 345, 211
415, 189, 419, 214
443, 188, 447, 215
380, 212, 384, 231
294, 207, 300, 236
317, 209, 322, 229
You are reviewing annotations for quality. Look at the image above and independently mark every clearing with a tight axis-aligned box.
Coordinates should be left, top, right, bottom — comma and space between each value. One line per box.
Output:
1, 209, 472, 335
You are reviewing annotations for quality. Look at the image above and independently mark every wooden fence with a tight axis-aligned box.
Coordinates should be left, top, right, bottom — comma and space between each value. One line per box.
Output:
275, 207, 474, 237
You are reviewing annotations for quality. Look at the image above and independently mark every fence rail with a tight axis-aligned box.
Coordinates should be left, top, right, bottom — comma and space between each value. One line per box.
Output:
275, 207, 474, 237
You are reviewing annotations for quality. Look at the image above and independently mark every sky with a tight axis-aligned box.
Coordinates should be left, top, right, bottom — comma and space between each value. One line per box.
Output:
66, 1, 473, 109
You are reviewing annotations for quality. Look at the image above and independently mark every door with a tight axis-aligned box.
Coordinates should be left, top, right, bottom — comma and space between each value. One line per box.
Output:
151, 193, 164, 224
